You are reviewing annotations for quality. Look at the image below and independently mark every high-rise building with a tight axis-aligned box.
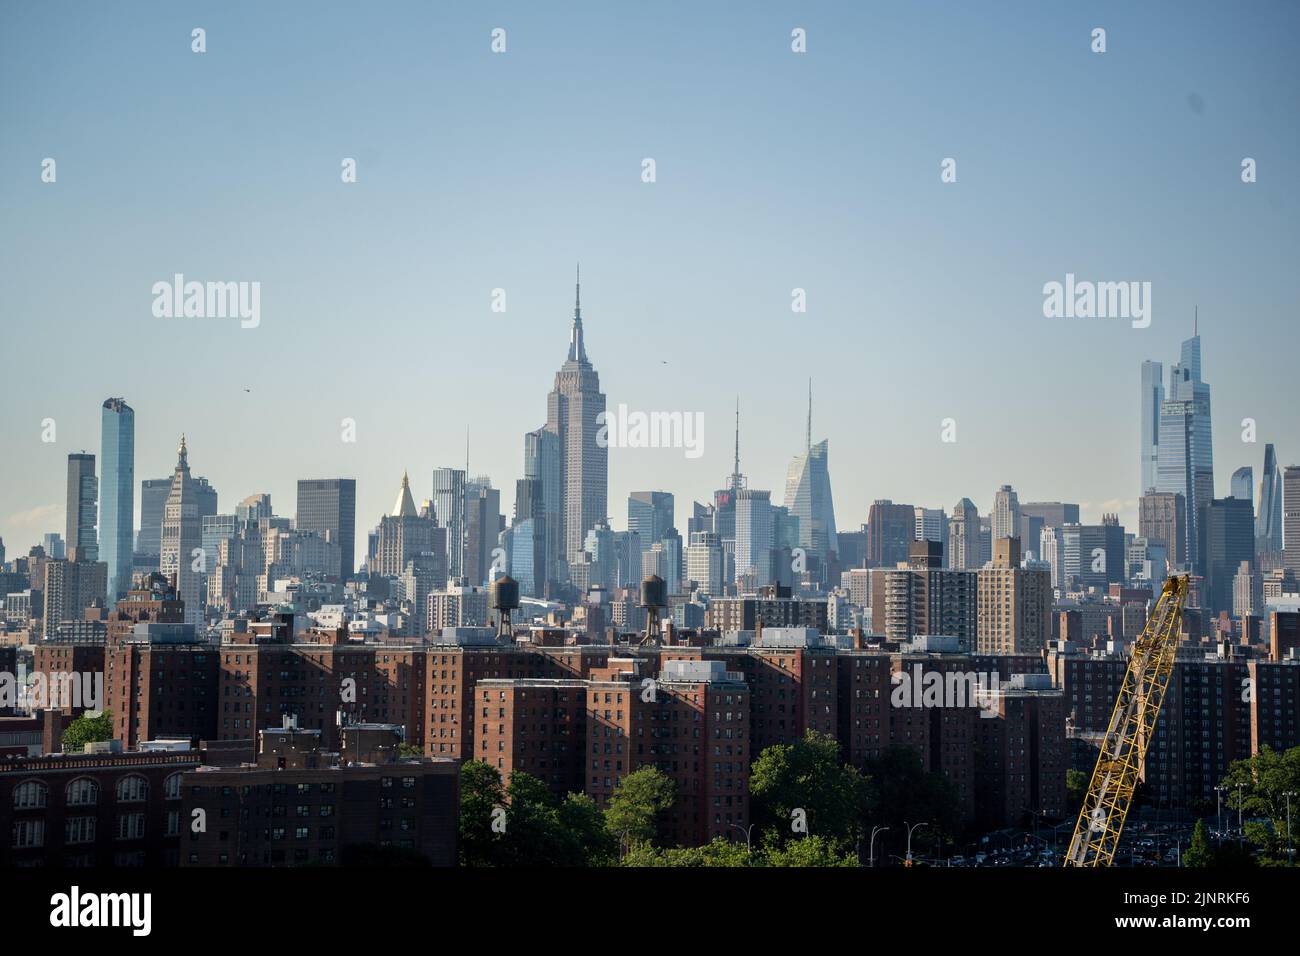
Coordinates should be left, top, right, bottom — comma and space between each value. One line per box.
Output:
628, 491, 674, 572
137, 477, 172, 567
464, 478, 503, 586
948, 498, 981, 570
159, 436, 208, 626
992, 485, 1021, 541
734, 489, 773, 584
1154, 330, 1214, 574
523, 428, 562, 590
295, 479, 356, 581
685, 530, 723, 597
1258, 444, 1284, 555
65, 452, 98, 562
376, 473, 439, 579
867, 500, 915, 569
99, 398, 134, 600
1199, 498, 1255, 618
545, 269, 607, 562
1139, 491, 1187, 571
976, 538, 1051, 655
1140, 360, 1164, 494
1231, 467, 1254, 504
431, 466, 466, 579
1285, 466, 1300, 576
41, 558, 107, 638
782, 383, 838, 574
1020, 502, 1081, 528
1070, 517, 1126, 590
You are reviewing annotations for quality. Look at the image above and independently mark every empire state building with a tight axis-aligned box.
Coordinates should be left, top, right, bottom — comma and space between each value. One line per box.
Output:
545, 268, 608, 562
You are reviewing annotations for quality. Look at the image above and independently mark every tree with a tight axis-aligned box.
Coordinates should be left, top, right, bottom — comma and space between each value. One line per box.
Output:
398, 743, 422, 758
749, 731, 870, 848
61, 711, 113, 752
1220, 745, 1300, 862
622, 837, 751, 867
605, 767, 675, 850
861, 745, 963, 852
458, 760, 507, 867
1184, 820, 1214, 868
1066, 768, 1089, 814
762, 833, 858, 867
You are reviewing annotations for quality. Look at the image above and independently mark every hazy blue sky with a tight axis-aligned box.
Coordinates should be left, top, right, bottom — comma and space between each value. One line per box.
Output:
1, 1, 1297, 557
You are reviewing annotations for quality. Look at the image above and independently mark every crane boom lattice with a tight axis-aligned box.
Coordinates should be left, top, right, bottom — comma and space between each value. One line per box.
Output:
1064, 575, 1188, 867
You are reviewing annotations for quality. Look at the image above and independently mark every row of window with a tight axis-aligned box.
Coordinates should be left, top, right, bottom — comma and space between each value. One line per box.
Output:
12, 774, 182, 810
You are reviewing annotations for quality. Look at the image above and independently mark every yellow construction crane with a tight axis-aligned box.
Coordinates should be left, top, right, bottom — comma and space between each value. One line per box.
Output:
1064, 574, 1188, 867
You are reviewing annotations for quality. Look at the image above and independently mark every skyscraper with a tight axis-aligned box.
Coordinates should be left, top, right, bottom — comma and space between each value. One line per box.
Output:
1154, 328, 1214, 574
523, 427, 562, 590
948, 498, 981, 570
992, 484, 1021, 541
1257, 444, 1283, 555
65, 452, 98, 562
464, 477, 503, 586
137, 477, 172, 568
159, 436, 207, 625
867, 500, 915, 569
1140, 360, 1163, 493
628, 491, 675, 569
734, 489, 773, 585
782, 382, 839, 575
376, 472, 439, 579
295, 478, 357, 581
545, 268, 607, 562
1231, 467, 1253, 504
1284, 466, 1300, 576
1199, 497, 1255, 617
99, 398, 134, 601
432, 467, 466, 580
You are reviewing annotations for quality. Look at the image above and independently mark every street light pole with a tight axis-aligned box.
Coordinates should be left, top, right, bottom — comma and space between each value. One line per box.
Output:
905, 821, 928, 865
1236, 782, 1245, 848
869, 826, 889, 868
729, 822, 755, 857
1214, 786, 1225, 837
1284, 791, 1295, 863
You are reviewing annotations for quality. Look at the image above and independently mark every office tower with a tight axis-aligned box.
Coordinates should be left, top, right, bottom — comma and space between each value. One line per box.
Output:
734, 489, 773, 584
1019, 513, 1044, 561
948, 498, 981, 570
295, 479, 356, 581
432, 467, 467, 579
236, 494, 273, 522
99, 398, 134, 600
660, 527, 683, 593
464, 478, 503, 586
524, 427, 562, 590
376, 473, 438, 578
1070, 516, 1126, 590
1039, 526, 1062, 588
1231, 467, 1253, 504
867, 500, 915, 568
137, 477, 172, 566
991, 485, 1021, 541
41, 559, 108, 637
977, 538, 1051, 655
201, 515, 240, 582
1233, 561, 1263, 620
65, 452, 98, 562
1020, 501, 1080, 529
1140, 360, 1164, 494
158, 436, 208, 626
1258, 444, 1284, 555
1199, 497, 1255, 617
687, 501, 714, 537
544, 268, 607, 561
1285, 466, 1300, 575
628, 491, 675, 572
686, 530, 723, 597
1155, 329, 1214, 573
41, 533, 65, 561
581, 521, 616, 593
915, 508, 946, 547
1139, 491, 1187, 571
782, 383, 838, 572
613, 530, 643, 588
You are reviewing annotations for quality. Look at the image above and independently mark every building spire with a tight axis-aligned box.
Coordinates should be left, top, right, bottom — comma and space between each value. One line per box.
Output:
730, 396, 744, 491
806, 378, 813, 453
567, 263, 588, 364
1194, 304, 1198, 337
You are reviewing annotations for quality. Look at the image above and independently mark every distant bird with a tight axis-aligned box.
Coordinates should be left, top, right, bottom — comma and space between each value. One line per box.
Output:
243, 387, 251, 392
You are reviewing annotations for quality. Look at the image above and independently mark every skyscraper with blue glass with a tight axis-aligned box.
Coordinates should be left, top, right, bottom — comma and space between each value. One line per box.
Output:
1154, 330, 1214, 574
100, 398, 134, 600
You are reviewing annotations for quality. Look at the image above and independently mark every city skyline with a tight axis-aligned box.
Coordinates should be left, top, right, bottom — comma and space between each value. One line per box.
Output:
3, 2, 1298, 552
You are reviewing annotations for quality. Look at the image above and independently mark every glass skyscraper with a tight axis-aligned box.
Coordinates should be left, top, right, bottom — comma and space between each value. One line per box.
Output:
1154, 332, 1213, 573
100, 398, 134, 600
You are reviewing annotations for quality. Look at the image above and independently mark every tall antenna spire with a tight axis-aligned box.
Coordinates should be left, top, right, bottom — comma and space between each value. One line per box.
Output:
730, 396, 743, 491
575, 262, 581, 320
567, 263, 588, 364
806, 378, 812, 453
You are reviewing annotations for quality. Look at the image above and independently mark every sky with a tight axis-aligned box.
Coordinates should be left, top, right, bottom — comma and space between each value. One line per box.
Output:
1, 0, 1297, 560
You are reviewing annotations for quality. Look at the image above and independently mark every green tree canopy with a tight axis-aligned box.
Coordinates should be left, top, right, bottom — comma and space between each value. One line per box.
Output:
749, 730, 870, 848
605, 766, 676, 850
1220, 745, 1300, 862
1184, 820, 1214, 867
61, 711, 113, 752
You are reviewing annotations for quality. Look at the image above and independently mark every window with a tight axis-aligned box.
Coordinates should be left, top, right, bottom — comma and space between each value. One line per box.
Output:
164, 773, 183, 801
115, 813, 146, 841
65, 816, 97, 845
12, 819, 45, 848
116, 775, 149, 803
66, 778, 99, 806
12, 781, 47, 810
